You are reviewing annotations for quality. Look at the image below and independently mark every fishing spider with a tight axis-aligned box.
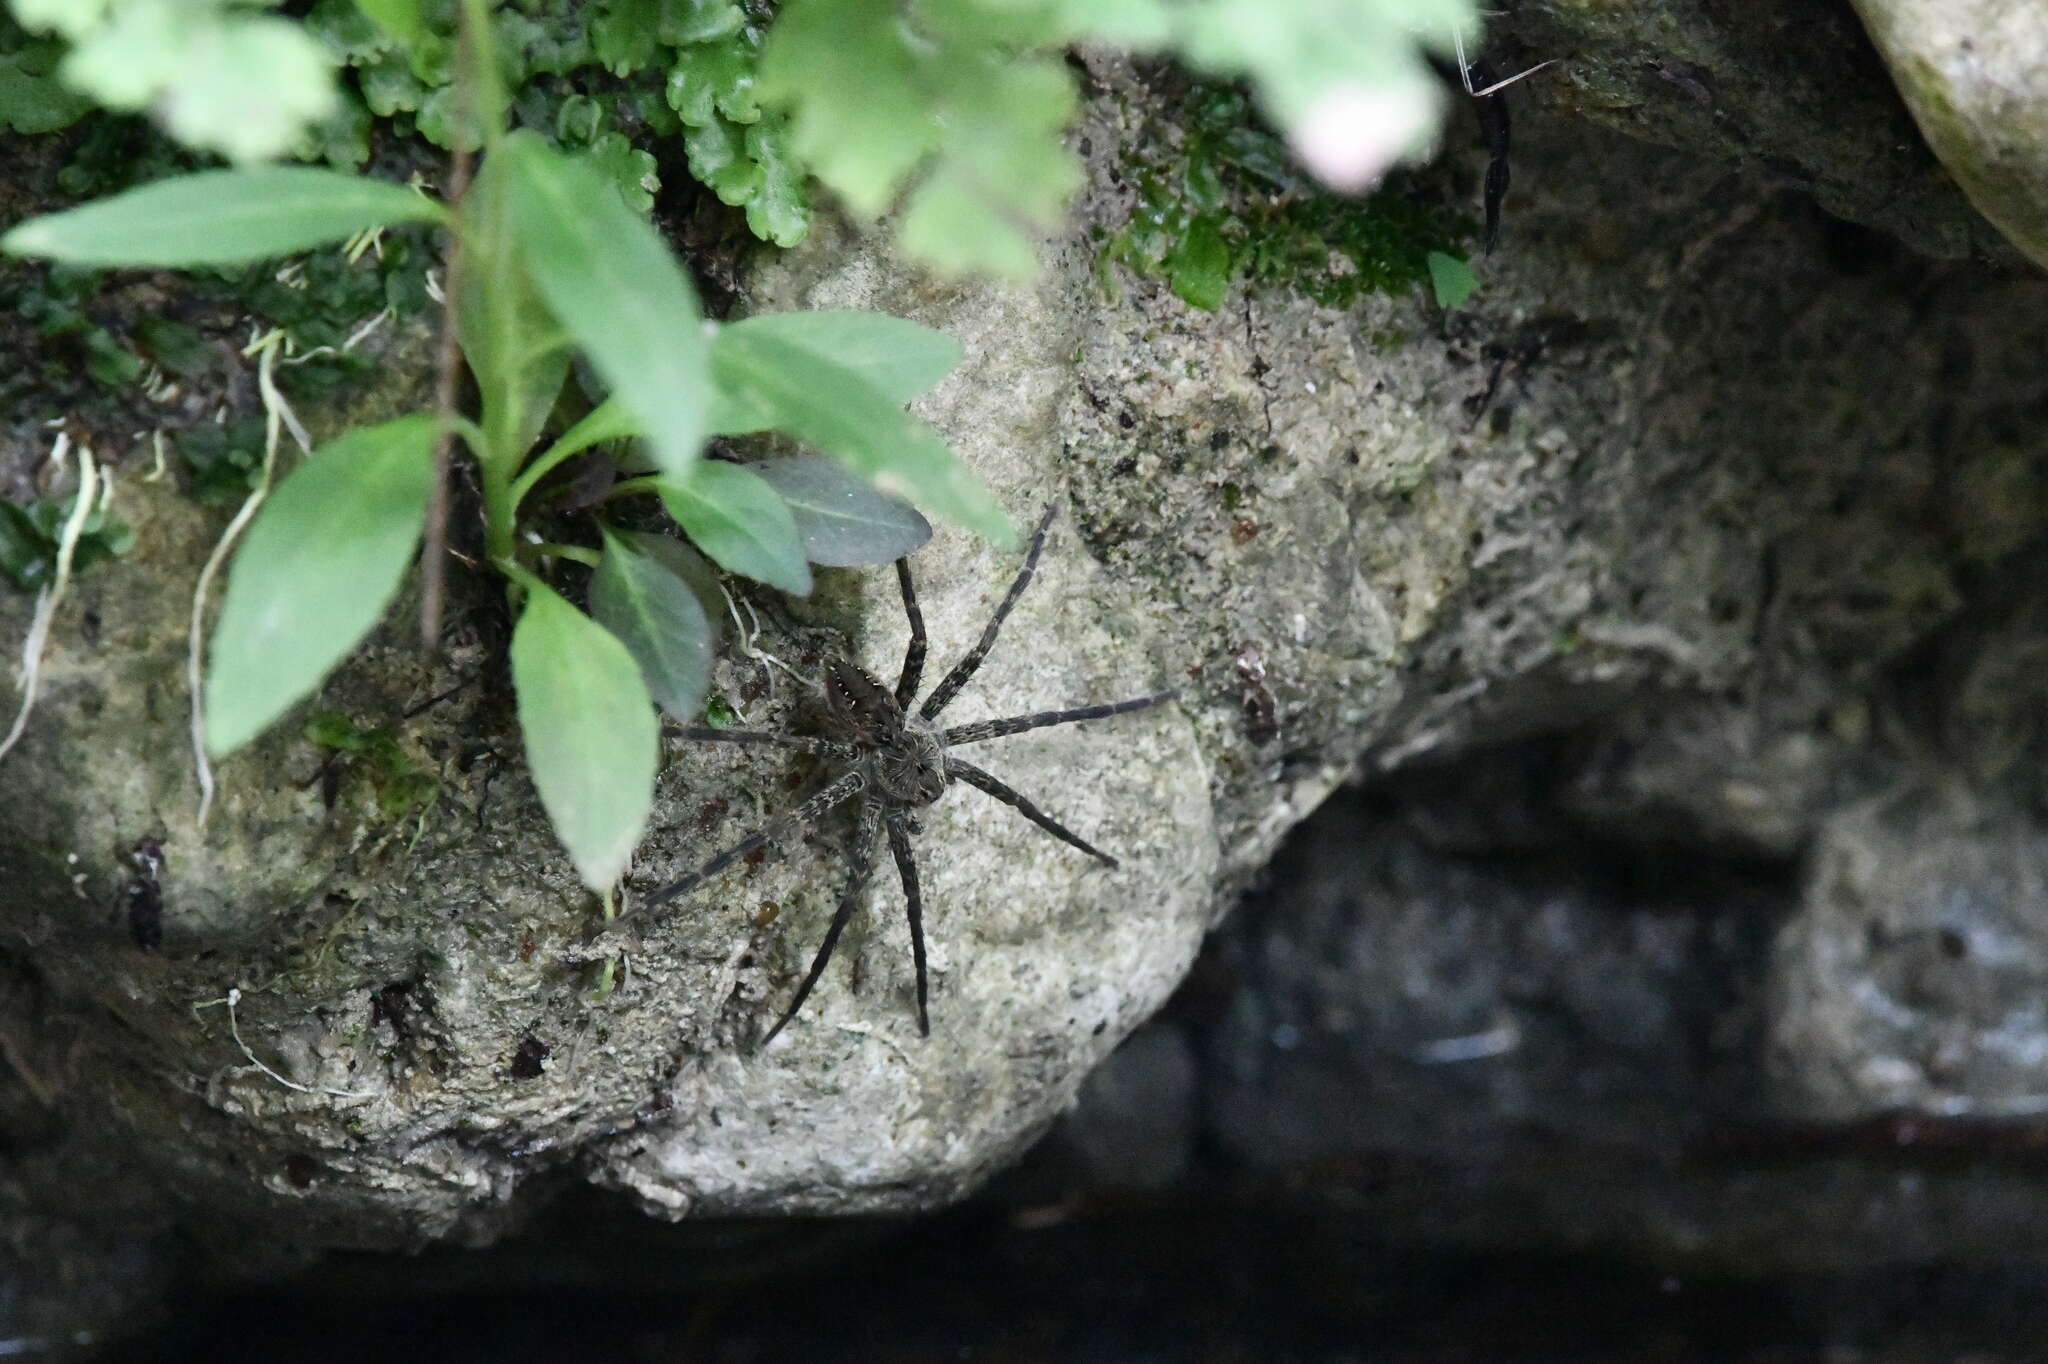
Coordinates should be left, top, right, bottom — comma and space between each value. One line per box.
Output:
616, 504, 1177, 1045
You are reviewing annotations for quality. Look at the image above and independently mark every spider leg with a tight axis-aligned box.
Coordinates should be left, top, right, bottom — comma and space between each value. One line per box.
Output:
918, 503, 1059, 720
672, 725, 858, 760
946, 758, 1118, 868
613, 768, 868, 931
894, 558, 927, 709
943, 689, 1179, 747
761, 799, 882, 1046
884, 811, 929, 1036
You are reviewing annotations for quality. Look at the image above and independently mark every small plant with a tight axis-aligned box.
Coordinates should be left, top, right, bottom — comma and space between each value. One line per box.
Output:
2, 1, 1003, 892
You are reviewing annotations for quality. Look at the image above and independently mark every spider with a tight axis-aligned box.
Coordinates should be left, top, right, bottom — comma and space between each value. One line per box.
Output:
611, 503, 1178, 1046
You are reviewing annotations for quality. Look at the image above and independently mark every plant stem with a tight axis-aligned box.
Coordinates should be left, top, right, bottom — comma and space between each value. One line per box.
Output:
600, 476, 665, 503
481, 460, 518, 565
532, 542, 600, 567
458, 0, 508, 155
507, 432, 588, 509
419, 151, 471, 651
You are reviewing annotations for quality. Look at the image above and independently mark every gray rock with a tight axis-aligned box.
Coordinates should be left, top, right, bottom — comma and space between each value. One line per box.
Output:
4, 41, 2048, 1293
1851, 0, 2048, 269
1492, 0, 2024, 265
1772, 788, 2048, 1121
1203, 782, 1781, 1172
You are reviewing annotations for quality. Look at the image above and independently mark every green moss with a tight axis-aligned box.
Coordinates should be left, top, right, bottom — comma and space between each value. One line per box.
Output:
1101, 83, 1474, 311
304, 0, 808, 243
0, 489, 133, 590
305, 710, 442, 821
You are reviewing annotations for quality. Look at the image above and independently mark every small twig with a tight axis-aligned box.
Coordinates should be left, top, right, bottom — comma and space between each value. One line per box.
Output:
421, 0, 487, 652
1451, 29, 1559, 97
0, 436, 96, 766
420, 158, 470, 651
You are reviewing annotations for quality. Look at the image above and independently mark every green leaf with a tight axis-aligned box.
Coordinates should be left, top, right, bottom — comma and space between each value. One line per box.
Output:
511, 583, 658, 890
583, 132, 660, 214
896, 55, 1079, 277
759, 0, 935, 217
709, 327, 1008, 542
666, 32, 757, 127
543, 316, 961, 480
682, 116, 763, 206
353, 0, 422, 49
614, 530, 726, 642
528, 396, 638, 474
659, 0, 746, 46
0, 56, 93, 134
743, 117, 810, 247
500, 132, 709, 482
897, 163, 1038, 279
1055, 0, 1174, 47
656, 461, 811, 594
204, 415, 436, 756
2, 168, 448, 267
360, 48, 429, 115
1427, 250, 1478, 309
415, 82, 483, 152
0, 495, 126, 590
593, 0, 661, 75
555, 93, 606, 145
311, 0, 396, 64
708, 311, 960, 435
0, 504, 49, 590
591, 529, 715, 719
1165, 214, 1232, 311
749, 455, 933, 567
63, 10, 341, 164
456, 151, 569, 468
13, 0, 114, 40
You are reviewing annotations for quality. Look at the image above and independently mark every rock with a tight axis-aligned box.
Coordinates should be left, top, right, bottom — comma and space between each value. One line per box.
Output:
1201, 780, 1784, 1173
1851, 0, 2048, 270
1489, 0, 2026, 265
1772, 801, 2048, 1121
1058, 1024, 1198, 1189
5, 45, 2048, 1275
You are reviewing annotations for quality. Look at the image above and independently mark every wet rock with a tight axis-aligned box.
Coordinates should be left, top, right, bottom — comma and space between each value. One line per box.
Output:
1772, 789, 2048, 1121
1203, 780, 1785, 1171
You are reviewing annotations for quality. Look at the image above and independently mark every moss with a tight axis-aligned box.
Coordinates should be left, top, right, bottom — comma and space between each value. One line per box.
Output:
305, 710, 442, 823
0, 489, 133, 589
1100, 82, 1475, 311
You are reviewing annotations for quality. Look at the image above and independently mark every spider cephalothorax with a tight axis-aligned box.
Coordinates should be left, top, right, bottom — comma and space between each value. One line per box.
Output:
610, 503, 1176, 1045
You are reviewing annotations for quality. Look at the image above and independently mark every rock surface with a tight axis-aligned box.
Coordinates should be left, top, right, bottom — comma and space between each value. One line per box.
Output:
4, 26, 2048, 1346
1851, 0, 2048, 269
1491, 0, 2027, 266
